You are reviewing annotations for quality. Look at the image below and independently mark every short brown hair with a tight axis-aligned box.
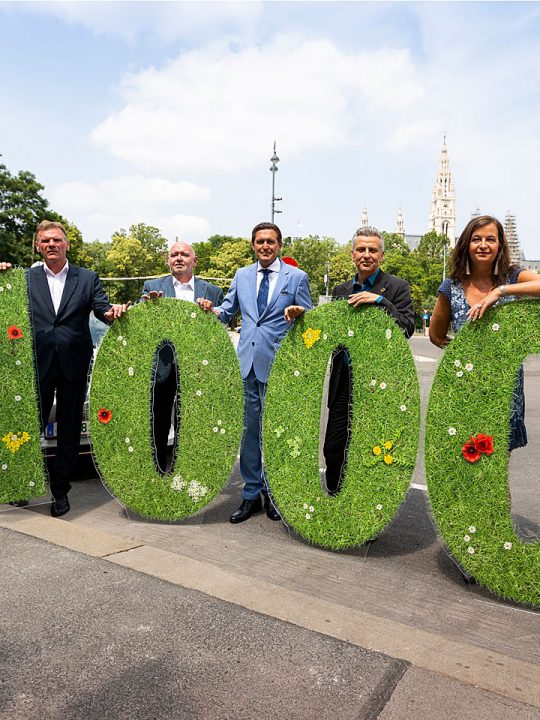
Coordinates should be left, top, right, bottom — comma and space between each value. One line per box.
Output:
450, 215, 513, 283
35, 220, 68, 241
251, 222, 282, 244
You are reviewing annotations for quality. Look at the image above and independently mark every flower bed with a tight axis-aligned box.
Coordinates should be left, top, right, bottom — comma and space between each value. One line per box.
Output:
425, 300, 540, 606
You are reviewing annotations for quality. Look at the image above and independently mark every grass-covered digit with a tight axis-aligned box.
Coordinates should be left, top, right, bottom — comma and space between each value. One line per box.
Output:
425, 300, 540, 606
264, 302, 420, 549
89, 299, 243, 520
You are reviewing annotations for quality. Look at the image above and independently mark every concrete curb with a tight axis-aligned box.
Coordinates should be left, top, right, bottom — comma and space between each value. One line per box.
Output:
1, 508, 539, 709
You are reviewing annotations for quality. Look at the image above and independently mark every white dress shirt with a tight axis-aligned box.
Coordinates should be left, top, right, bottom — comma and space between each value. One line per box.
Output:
172, 276, 195, 303
256, 259, 281, 305
44, 260, 69, 314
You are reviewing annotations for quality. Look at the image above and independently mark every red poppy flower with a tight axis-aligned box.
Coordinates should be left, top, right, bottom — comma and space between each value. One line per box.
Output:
7, 325, 24, 340
282, 256, 299, 268
97, 408, 113, 424
473, 433, 494, 455
462, 439, 481, 463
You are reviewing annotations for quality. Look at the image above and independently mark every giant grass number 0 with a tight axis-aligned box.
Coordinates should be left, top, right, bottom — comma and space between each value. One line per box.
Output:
89, 299, 244, 521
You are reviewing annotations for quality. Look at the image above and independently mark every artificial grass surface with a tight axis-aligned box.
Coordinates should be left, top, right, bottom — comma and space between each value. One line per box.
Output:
425, 300, 540, 606
264, 302, 420, 548
90, 299, 243, 520
0, 269, 47, 502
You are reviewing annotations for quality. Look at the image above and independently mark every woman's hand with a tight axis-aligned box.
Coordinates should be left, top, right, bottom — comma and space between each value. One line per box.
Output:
467, 287, 502, 321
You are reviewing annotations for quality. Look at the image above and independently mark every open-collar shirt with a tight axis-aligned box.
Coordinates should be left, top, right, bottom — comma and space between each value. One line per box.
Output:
43, 260, 69, 314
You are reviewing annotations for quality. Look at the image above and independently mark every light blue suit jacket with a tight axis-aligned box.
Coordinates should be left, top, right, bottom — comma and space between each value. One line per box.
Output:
216, 261, 312, 382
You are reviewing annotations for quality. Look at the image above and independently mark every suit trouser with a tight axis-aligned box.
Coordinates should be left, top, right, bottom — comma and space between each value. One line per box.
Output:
39, 355, 87, 498
323, 363, 352, 494
152, 369, 178, 473
239, 368, 268, 500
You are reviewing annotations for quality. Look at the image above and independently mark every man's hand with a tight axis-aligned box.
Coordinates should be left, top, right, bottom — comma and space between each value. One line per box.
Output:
0, 262, 13, 272
284, 305, 305, 322
348, 291, 380, 307
141, 290, 164, 301
197, 298, 220, 316
104, 301, 132, 321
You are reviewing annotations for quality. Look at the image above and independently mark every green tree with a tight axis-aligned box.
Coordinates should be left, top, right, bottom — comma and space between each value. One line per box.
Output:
206, 239, 252, 290
194, 235, 248, 274
328, 248, 353, 290
282, 235, 340, 300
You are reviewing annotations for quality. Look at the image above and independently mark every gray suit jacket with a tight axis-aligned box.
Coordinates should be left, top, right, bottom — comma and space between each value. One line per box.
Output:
141, 275, 224, 382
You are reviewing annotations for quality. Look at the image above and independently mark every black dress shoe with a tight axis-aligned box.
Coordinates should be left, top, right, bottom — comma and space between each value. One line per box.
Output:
8, 500, 29, 508
51, 495, 70, 518
263, 495, 281, 521
230, 496, 262, 524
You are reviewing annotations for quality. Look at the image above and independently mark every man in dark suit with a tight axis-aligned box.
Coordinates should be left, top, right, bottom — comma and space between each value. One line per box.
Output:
1, 220, 129, 516
324, 226, 414, 493
198, 223, 312, 523
141, 241, 223, 473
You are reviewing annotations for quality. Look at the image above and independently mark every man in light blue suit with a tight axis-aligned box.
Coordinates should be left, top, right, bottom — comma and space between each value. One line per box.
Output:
199, 223, 312, 523
142, 242, 223, 472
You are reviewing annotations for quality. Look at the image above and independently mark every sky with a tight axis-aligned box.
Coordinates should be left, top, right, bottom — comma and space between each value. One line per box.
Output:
1, 1, 540, 259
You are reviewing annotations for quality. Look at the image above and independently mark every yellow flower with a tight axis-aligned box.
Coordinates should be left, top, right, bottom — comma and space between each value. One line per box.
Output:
383, 454, 394, 465
384, 440, 393, 450
372, 445, 382, 456
302, 327, 322, 349
1, 431, 31, 453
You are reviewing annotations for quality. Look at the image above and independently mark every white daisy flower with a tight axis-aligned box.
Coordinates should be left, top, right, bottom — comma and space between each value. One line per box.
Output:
212, 427, 218, 433
465, 363, 474, 372
1, 464, 7, 470
454, 359, 461, 367
468, 526, 476, 534
385, 329, 392, 339
491, 323, 500, 332
463, 534, 470, 542
128, 446, 134, 453
195, 390, 202, 396
122, 340, 127, 346
6, 283, 12, 290
202, 359, 209, 366
400, 405, 407, 412
347, 330, 354, 337
117, 335, 123, 342
370, 379, 377, 387
217, 420, 222, 425
448, 427, 457, 436
128, 367, 134, 376
467, 546, 475, 555
293, 370, 300, 377
29, 481, 35, 487
305, 513, 311, 519
220, 428, 226, 434
303, 503, 309, 510
309, 505, 314, 512
14, 395, 21, 402
15, 360, 21, 366
190, 312, 197, 319
0, 287, 4, 292
456, 370, 463, 377
125, 437, 130, 444
503, 541, 513, 550
323, 333, 328, 340
375, 503, 383, 511
379, 382, 387, 390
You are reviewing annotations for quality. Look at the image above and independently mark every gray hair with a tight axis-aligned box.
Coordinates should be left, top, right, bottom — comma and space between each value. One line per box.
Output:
351, 226, 384, 250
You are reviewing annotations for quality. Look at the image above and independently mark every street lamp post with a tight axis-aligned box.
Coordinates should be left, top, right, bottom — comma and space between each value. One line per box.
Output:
270, 141, 282, 223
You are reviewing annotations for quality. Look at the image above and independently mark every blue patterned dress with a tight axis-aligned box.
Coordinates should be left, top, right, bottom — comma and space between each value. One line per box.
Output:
438, 268, 527, 450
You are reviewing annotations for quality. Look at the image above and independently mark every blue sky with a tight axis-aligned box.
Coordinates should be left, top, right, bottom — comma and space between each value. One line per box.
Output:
1, 1, 540, 258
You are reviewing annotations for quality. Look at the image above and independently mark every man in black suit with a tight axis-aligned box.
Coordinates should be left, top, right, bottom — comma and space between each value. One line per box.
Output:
324, 226, 414, 493
141, 241, 224, 473
1, 220, 129, 516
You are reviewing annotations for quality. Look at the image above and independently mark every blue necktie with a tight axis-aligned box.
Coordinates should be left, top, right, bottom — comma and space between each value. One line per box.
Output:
257, 268, 270, 316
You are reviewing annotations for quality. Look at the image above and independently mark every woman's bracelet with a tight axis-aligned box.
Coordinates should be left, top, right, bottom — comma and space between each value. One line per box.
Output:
499, 285, 507, 296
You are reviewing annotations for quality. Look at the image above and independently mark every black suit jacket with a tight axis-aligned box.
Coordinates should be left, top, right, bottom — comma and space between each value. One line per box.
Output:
27, 264, 111, 382
328, 270, 415, 407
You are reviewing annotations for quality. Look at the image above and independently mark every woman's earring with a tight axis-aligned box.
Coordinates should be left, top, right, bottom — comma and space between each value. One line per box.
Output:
466, 259, 471, 275
494, 258, 499, 275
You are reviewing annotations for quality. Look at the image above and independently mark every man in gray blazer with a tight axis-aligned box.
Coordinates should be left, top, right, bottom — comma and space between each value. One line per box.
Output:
142, 242, 223, 473
198, 223, 312, 523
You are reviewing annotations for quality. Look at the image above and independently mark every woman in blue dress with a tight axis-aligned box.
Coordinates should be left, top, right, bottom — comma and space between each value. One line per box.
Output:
429, 215, 540, 450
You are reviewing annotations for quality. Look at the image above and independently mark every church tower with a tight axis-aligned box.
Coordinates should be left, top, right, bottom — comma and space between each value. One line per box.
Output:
360, 207, 369, 228
396, 208, 405, 237
504, 211, 523, 265
429, 137, 456, 246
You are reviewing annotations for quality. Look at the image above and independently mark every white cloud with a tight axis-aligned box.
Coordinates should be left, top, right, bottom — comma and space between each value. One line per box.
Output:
50, 175, 211, 243
9, 1, 263, 43
90, 36, 425, 172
